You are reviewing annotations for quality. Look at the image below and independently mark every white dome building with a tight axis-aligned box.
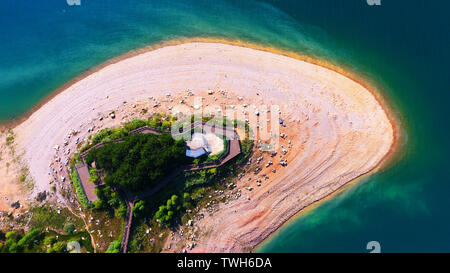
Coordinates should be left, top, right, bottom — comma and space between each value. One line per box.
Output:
186, 133, 211, 158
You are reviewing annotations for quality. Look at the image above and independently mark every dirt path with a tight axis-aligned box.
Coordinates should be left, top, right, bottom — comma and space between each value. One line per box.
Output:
57, 192, 97, 253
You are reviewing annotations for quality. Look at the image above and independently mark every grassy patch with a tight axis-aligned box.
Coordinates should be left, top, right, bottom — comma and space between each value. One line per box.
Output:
86, 210, 124, 252
6, 135, 14, 146
19, 173, 27, 182
70, 169, 92, 209
29, 205, 84, 232
0, 228, 93, 253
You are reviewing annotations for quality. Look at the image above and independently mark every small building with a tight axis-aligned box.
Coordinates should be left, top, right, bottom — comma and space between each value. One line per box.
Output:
186, 147, 208, 158
185, 133, 211, 158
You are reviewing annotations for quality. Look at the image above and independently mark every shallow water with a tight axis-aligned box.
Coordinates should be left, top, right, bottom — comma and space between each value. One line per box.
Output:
1, 0, 449, 252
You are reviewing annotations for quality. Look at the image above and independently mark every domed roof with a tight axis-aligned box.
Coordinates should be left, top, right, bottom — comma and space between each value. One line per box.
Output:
186, 133, 212, 153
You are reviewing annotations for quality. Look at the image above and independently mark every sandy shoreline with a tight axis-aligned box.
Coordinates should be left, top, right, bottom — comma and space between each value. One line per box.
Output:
0, 37, 399, 132
1, 40, 397, 252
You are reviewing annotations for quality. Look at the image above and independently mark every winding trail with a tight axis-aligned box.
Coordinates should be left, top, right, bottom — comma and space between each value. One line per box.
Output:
58, 193, 97, 253
118, 123, 241, 253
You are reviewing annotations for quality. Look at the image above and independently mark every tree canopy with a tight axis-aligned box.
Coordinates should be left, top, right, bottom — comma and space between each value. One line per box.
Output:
85, 133, 188, 192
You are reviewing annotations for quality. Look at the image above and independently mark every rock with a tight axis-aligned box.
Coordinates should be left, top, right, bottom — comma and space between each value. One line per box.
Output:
36, 191, 47, 202
11, 201, 20, 209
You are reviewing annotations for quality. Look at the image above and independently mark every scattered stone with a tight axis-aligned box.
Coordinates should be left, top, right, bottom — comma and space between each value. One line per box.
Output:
11, 201, 20, 209
36, 191, 47, 202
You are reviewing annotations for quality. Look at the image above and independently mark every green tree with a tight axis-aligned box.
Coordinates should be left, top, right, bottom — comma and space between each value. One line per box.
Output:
64, 223, 75, 234
106, 240, 121, 253
125, 119, 148, 132
88, 168, 98, 183
5, 231, 17, 240
149, 115, 162, 129
171, 195, 179, 205
162, 120, 171, 131
43, 236, 56, 246
132, 200, 145, 218
182, 192, 193, 209
49, 241, 67, 253
86, 133, 187, 192
8, 242, 21, 253
17, 229, 40, 249
115, 204, 127, 218
4, 239, 14, 249
166, 199, 173, 211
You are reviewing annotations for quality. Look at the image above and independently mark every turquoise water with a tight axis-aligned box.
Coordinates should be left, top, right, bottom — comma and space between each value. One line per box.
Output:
1, 0, 449, 252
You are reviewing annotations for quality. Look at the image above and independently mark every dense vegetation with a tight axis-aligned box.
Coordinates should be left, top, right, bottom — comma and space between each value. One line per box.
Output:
68, 115, 254, 252
128, 135, 255, 252
94, 185, 128, 217
153, 193, 193, 224
85, 133, 188, 192
106, 240, 121, 253
80, 115, 176, 153
0, 228, 91, 253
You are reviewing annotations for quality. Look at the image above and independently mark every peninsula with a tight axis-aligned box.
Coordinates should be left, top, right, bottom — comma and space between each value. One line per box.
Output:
0, 41, 396, 253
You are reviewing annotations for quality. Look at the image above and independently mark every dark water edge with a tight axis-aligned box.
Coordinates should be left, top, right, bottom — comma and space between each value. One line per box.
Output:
1, 0, 449, 252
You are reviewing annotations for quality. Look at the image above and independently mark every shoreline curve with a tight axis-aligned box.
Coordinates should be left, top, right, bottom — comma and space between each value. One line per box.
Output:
2, 38, 402, 252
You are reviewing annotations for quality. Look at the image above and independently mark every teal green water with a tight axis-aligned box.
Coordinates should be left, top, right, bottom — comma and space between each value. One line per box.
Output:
1, 0, 449, 252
